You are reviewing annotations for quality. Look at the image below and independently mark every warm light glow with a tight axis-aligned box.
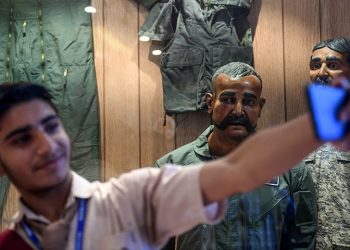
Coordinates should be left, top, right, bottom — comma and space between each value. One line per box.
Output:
139, 35, 150, 42
152, 50, 162, 56
85, 6, 96, 13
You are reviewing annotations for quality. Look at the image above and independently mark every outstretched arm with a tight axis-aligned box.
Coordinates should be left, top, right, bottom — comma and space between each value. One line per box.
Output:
200, 114, 322, 204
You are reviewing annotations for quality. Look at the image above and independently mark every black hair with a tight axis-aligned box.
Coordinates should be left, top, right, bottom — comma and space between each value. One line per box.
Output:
312, 37, 350, 65
0, 82, 57, 120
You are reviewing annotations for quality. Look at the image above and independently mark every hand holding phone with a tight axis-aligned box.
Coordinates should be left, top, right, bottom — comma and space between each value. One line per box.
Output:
307, 84, 349, 141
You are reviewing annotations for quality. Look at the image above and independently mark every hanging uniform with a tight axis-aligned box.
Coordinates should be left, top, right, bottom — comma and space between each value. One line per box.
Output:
0, 0, 100, 214
140, 0, 253, 113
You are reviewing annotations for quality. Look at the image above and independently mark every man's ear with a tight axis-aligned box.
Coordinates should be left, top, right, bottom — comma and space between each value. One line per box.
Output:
205, 93, 214, 114
258, 97, 266, 117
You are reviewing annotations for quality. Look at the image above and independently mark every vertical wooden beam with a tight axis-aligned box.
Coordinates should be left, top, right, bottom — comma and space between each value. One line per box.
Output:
138, 6, 175, 167
283, 0, 320, 120
250, 0, 285, 129
103, 0, 140, 177
91, 0, 105, 179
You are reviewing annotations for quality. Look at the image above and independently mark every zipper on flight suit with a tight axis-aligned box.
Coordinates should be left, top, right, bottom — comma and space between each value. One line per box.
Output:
22, 20, 27, 37
20, 21, 27, 58
239, 196, 248, 250
5, 0, 14, 81
63, 68, 68, 87
38, 0, 45, 83
61, 68, 68, 105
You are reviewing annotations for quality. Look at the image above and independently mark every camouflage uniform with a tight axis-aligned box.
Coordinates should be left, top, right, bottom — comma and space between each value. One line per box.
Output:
304, 144, 350, 249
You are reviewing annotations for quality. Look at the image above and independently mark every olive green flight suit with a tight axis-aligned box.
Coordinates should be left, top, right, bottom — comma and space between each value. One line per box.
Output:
140, 0, 253, 113
0, 0, 100, 216
156, 126, 318, 250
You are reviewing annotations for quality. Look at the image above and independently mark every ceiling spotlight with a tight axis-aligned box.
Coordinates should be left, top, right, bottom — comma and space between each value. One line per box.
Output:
152, 50, 162, 56
85, 6, 96, 13
139, 35, 150, 42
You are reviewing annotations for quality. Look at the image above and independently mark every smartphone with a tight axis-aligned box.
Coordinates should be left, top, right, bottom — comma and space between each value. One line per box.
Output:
306, 84, 349, 141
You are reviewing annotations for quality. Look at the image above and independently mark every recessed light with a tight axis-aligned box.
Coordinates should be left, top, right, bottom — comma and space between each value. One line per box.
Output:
85, 6, 96, 13
139, 35, 150, 42
152, 50, 162, 56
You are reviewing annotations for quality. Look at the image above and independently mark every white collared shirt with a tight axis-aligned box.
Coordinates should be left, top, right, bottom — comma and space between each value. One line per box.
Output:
8, 165, 225, 250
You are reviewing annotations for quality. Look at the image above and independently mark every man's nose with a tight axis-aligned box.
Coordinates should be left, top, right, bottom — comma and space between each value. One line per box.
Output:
232, 102, 243, 116
319, 63, 329, 76
35, 132, 55, 156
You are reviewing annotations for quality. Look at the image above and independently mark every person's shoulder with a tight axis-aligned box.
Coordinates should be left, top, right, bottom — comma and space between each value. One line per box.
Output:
290, 162, 308, 172
155, 140, 198, 167
313, 144, 338, 158
283, 162, 311, 182
281, 161, 316, 192
155, 126, 213, 167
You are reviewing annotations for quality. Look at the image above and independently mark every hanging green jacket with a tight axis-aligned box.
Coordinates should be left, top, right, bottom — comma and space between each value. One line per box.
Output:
140, 0, 253, 114
0, 0, 100, 215
156, 126, 318, 250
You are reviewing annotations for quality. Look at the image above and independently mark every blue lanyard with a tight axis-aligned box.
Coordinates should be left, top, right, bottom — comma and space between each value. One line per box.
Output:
21, 219, 43, 250
21, 198, 88, 250
75, 199, 88, 250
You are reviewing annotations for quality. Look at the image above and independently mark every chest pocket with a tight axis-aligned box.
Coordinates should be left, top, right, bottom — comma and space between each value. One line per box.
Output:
293, 190, 316, 226
161, 47, 205, 113
336, 155, 350, 194
252, 187, 289, 225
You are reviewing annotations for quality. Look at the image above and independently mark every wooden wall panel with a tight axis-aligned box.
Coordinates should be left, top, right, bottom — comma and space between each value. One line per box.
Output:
91, 0, 105, 179
138, 6, 175, 167
1, 185, 19, 230
283, 0, 320, 121
103, 0, 140, 177
175, 112, 211, 148
249, 0, 285, 129
320, 0, 350, 39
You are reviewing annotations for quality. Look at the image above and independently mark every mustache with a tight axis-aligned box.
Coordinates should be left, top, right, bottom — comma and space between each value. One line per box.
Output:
314, 76, 331, 85
214, 114, 256, 133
